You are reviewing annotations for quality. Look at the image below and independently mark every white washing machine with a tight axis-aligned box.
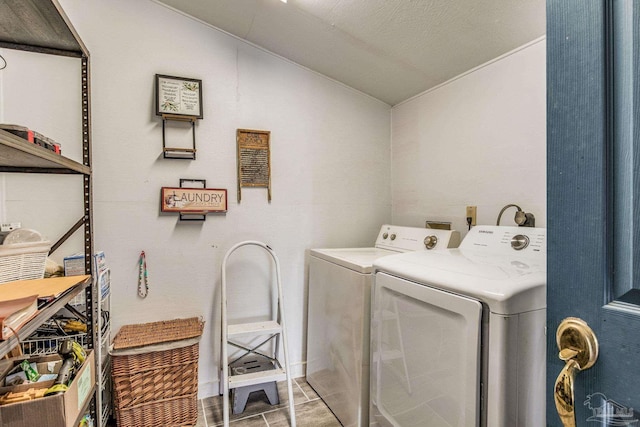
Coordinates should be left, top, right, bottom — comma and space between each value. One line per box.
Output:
370, 225, 546, 427
307, 225, 461, 427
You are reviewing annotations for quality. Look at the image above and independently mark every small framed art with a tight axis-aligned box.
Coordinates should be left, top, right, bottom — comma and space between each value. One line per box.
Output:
161, 187, 227, 213
155, 74, 203, 119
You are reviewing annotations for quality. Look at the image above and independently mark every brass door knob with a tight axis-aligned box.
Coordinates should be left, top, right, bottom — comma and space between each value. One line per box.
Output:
554, 317, 599, 427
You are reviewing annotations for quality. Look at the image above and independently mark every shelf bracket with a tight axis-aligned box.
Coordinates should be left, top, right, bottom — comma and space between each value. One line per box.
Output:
162, 114, 197, 160
50, 217, 85, 255
179, 178, 206, 221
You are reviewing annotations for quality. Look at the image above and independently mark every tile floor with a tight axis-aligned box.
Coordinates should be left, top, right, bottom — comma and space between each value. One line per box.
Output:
195, 378, 341, 427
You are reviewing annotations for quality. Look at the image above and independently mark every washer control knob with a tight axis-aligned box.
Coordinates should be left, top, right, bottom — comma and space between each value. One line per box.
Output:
511, 234, 530, 251
390, 233, 397, 241
382, 232, 389, 239
424, 235, 438, 249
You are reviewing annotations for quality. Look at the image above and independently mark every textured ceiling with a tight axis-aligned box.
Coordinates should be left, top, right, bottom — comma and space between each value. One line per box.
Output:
156, 0, 546, 105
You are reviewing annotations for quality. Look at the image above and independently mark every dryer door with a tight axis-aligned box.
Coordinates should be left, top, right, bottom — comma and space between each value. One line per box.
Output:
371, 272, 483, 427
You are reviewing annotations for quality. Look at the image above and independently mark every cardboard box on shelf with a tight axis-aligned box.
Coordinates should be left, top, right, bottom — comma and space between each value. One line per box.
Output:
64, 251, 107, 277
63, 254, 85, 277
93, 251, 106, 273
0, 354, 61, 387
0, 351, 95, 427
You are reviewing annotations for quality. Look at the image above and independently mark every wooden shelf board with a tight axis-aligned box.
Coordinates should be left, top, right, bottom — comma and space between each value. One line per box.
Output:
0, 129, 90, 174
0, 0, 87, 57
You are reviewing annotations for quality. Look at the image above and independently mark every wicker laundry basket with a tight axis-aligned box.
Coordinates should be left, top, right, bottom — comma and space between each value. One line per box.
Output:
111, 317, 204, 427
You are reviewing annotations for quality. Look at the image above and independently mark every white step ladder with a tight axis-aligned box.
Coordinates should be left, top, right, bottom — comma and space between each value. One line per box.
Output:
220, 241, 296, 427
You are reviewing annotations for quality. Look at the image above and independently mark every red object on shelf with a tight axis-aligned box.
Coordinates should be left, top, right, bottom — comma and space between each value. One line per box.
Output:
0, 124, 34, 143
0, 125, 61, 155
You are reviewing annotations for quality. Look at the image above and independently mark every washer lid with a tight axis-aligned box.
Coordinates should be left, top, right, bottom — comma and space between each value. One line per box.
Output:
310, 247, 398, 273
373, 247, 546, 315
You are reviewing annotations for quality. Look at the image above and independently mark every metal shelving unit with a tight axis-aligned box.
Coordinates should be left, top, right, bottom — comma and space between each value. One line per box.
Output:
0, 0, 109, 424
0, 276, 90, 356
96, 264, 112, 425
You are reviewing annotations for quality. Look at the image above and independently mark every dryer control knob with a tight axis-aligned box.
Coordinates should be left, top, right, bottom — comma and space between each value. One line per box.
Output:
390, 234, 397, 240
511, 234, 530, 250
382, 232, 389, 239
424, 235, 438, 249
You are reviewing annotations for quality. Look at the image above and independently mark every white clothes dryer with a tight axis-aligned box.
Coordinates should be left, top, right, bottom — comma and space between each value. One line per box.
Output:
307, 225, 460, 427
370, 225, 546, 427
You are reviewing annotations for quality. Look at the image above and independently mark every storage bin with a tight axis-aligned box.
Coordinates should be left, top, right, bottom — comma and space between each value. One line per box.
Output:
110, 317, 203, 427
20, 331, 87, 356
0, 240, 51, 284
0, 351, 96, 427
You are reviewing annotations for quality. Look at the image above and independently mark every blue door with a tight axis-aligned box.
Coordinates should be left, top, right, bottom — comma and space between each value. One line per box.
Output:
547, 1, 640, 426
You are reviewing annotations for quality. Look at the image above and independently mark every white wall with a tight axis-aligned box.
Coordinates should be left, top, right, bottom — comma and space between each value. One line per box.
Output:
391, 39, 546, 237
0, 0, 391, 397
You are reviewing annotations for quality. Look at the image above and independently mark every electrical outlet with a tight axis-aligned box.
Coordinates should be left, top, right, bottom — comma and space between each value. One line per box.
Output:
466, 206, 477, 226
0, 222, 21, 232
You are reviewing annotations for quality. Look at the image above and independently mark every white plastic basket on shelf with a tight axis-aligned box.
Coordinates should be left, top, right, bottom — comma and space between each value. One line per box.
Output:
0, 240, 51, 284
20, 332, 88, 355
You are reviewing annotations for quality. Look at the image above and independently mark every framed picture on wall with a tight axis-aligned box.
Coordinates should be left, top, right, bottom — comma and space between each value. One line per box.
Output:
161, 187, 227, 213
236, 129, 271, 202
155, 74, 203, 118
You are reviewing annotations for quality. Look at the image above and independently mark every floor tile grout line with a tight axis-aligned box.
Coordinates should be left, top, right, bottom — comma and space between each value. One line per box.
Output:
293, 377, 311, 402
210, 405, 280, 427
213, 394, 329, 426
201, 379, 336, 427
201, 397, 209, 427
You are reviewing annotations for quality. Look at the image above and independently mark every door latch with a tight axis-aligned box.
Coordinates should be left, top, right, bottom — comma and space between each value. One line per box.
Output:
554, 317, 599, 427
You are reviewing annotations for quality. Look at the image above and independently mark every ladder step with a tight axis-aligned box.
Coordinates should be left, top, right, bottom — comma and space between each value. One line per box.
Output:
228, 320, 282, 338
228, 368, 287, 389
